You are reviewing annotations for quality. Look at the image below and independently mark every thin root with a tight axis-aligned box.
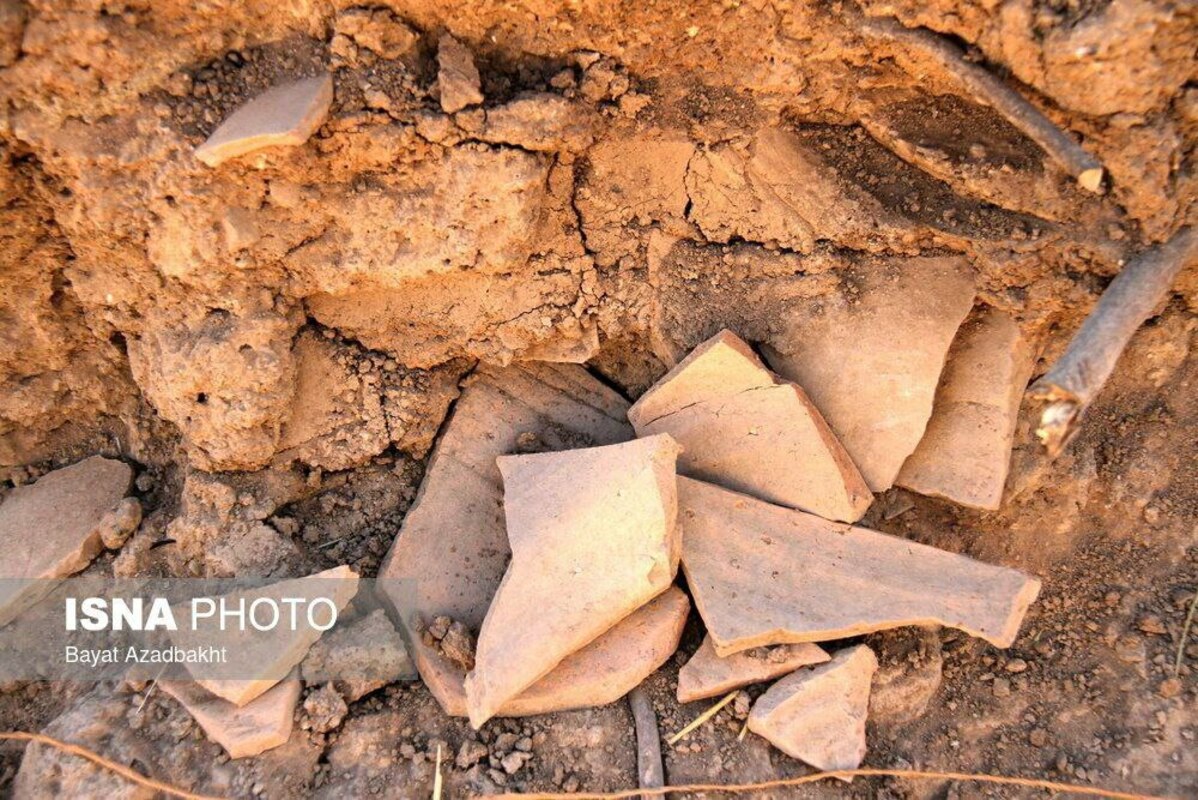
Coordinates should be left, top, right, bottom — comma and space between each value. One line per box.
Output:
667, 690, 737, 745
482, 767, 1174, 799
433, 743, 444, 800
1175, 587, 1197, 678
1030, 227, 1197, 456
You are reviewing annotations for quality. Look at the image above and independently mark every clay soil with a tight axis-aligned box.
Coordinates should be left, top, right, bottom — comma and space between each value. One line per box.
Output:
0, 0, 1196, 798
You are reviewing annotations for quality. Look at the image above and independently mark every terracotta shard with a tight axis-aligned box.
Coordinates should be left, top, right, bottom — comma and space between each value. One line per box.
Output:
898, 308, 1037, 510
161, 672, 300, 759
679, 477, 1040, 653
465, 434, 682, 728
764, 256, 975, 492
629, 330, 872, 522
502, 586, 689, 717
195, 75, 332, 167
748, 645, 878, 771
377, 362, 635, 717
0, 456, 132, 626
174, 565, 359, 707
677, 637, 830, 704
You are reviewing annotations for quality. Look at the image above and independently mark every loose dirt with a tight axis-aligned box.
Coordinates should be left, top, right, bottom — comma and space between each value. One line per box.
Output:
0, 0, 1195, 797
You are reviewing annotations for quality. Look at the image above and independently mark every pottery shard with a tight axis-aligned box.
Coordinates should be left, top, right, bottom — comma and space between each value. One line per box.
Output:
378, 362, 639, 717
437, 34, 483, 113
300, 608, 417, 702
677, 636, 830, 704
503, 586, 689, 717
629, 330, 872, 523
763, 256, 975, 492
679, 477, 1040, 653
173, 565, 359, 707
161, 672, 300, 759
464, 434, 682, 727
748, 645, 878, 771
0, 456, 132, 626
897, 308, 1037, 510
195, 75, 332, 167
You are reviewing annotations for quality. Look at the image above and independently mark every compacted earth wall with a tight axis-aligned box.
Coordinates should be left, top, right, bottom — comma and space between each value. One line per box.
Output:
0, 0, 1195, 797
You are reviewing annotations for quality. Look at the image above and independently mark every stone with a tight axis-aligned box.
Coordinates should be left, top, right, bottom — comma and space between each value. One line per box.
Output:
377, 362, 633, 717
161, 672, 300, 759
0, 456, 132, 626
747, 645, 878, 771
764, 256, 975, 492
897, 308, 1036, 510
502, 751, 530, 774
437, 34, 483, 113
300, 608, 417, 702
628, 329, 872, 522
480, 93, 595, 152
334, 8, 418, 60
457, 740, 489, 769
277, 331, 390, 471
301, 682, 349, 733
679, 477, 1041, 653
173, 565, 359, 706
220, 207, 259, 252
465, 434, 682, 727
128, 307, 300, 472
677, 636, 830, 704
195, 75, 333, 167
162, 465, 305, 578
96, 496, 142, 550
500, 586, 688, 717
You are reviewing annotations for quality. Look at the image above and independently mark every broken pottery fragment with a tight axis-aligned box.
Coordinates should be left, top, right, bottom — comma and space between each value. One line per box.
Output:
748, 645, 878, 771
378, 363, 645, 717
503, 586, 689, 717
437, 34, 483, 113
629, 329, 872, 522
679, 477, 1040, 653
0, 456, 132, 626
173, 565, 359, 706
161, 672, 301, 759
300, 608, 417, 702
677, 636, 830, 704
195, 75, 333, 167
764, 256, 975, 492
897, 308, 1036, 510
464, 434, 682, 728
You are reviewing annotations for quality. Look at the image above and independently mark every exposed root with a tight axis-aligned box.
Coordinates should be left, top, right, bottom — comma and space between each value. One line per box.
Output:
860, 15, 1106, 192
1030, 227, 1198, 456
0, 731, 226, 800
483, 767, 1174, 799
628, 686, 664, 794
